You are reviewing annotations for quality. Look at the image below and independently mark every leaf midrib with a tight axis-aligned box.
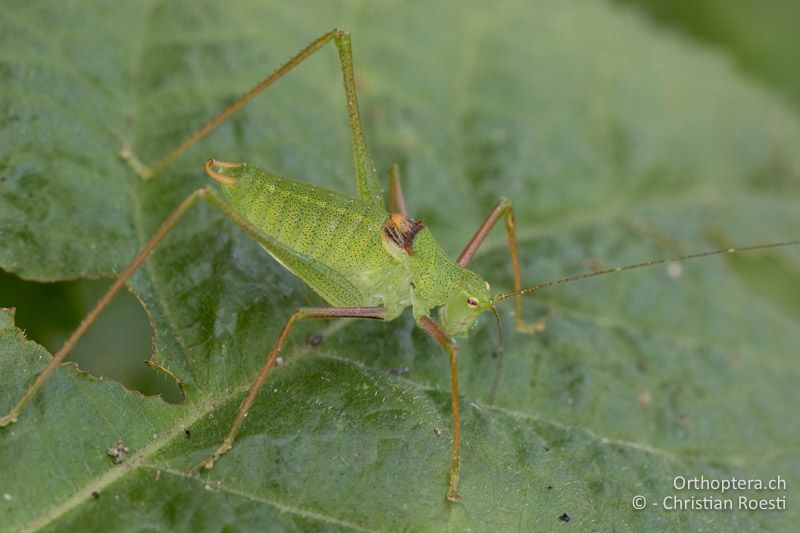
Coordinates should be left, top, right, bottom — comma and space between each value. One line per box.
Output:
22, 341, 781, 531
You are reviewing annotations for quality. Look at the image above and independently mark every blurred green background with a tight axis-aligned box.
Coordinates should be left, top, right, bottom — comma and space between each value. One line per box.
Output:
612, 0, 800, 105
1, 0, 798, 402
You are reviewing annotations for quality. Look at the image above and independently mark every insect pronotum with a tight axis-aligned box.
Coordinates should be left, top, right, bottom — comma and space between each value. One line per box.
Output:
1, 29, 797, 503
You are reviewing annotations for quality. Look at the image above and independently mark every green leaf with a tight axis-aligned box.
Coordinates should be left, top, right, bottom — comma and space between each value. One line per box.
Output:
2, 0, 799, 530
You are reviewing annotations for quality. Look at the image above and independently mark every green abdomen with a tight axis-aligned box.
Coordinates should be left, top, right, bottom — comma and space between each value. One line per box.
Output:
222, 165, 408, 312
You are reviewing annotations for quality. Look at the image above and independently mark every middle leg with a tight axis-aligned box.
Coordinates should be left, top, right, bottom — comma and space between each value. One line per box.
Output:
199, 306, 386, 470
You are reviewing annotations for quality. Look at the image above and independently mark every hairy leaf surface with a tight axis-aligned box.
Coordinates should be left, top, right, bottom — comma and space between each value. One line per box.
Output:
1, 1, 799, 530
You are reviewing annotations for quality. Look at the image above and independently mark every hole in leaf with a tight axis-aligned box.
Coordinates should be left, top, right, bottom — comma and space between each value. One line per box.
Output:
0, 270, 183, 403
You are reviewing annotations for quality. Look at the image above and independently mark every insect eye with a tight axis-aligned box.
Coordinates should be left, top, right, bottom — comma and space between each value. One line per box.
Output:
466, 297, 479, 308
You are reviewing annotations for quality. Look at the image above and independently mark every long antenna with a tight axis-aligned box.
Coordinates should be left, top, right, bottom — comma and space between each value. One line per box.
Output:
491, 240, 800, 302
